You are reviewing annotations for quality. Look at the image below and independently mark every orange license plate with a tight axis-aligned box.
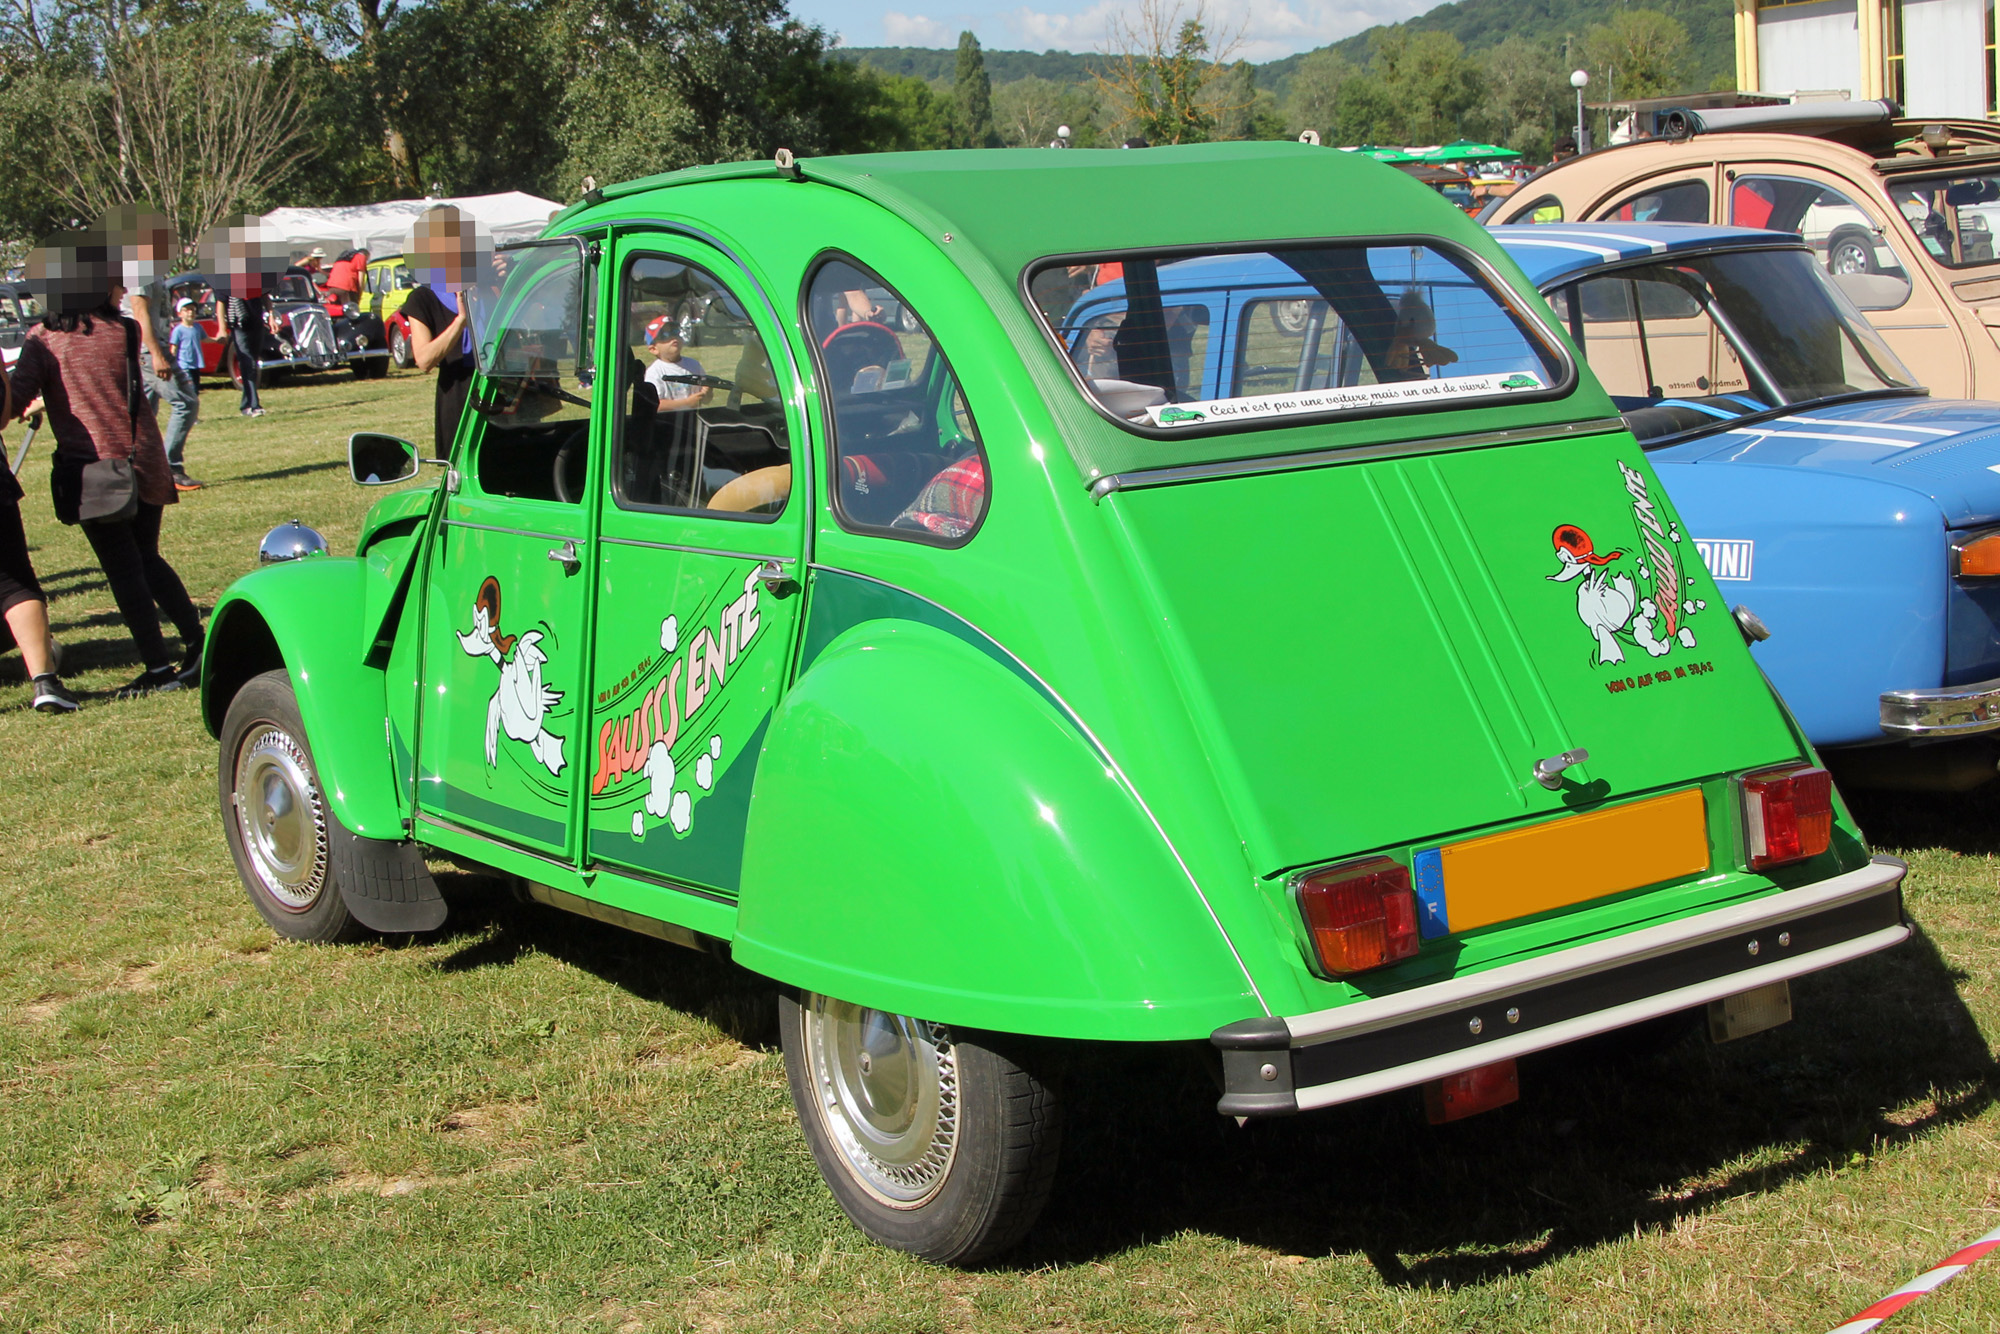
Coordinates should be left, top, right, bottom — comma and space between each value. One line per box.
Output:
1436, 788, 1709, 933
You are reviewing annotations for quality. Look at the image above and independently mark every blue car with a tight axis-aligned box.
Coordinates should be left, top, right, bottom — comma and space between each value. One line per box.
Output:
1047, 226, 2000, 788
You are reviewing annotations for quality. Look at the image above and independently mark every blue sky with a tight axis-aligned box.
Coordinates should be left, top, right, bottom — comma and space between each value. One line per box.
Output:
790, 0, 1443, 64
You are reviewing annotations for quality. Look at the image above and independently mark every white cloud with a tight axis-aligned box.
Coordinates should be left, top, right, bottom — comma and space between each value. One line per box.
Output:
643, 742, 676, 817
883, 11, 963, 45
1000, 0, 1440, 60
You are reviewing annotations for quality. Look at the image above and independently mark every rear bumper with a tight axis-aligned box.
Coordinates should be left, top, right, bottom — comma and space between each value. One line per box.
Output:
1881, 677, 2000, 736
1212, 855, 1907, 1117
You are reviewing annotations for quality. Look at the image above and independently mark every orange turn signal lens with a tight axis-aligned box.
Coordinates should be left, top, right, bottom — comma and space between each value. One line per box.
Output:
1295, 857, 1420, 978
1954, 530, 2000, 578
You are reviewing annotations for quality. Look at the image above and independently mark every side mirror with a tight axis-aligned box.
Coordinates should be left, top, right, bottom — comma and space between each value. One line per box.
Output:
349, 432, 419, 485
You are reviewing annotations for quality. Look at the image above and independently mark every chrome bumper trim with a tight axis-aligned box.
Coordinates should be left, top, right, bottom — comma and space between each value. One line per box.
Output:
1212, 857, 1906, 1117
1880, 677, 2000, 736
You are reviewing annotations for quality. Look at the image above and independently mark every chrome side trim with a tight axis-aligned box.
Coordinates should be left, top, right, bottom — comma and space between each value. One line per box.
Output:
603, 534, 792, 563
1088, 417, 1627, 500
415, 813, 574, 873
1295, 922, 1907, 1110
523, 879, 712, 951
1283, 856, 1905, 1045
808, 564, 1271, 1015
1880, 676, 2000, 736
442, 518, 580, 543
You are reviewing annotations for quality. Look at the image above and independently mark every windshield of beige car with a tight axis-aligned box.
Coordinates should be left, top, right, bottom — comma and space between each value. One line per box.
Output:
1888, 171, 2000, 269
1025, 243, 1569, 445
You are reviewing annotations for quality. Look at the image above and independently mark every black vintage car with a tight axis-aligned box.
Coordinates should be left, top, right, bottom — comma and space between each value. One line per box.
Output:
261, 270, 390, 380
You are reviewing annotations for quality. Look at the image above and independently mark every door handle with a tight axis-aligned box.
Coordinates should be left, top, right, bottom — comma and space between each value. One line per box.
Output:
547, 539, 581, 574
753, 558, 796, 592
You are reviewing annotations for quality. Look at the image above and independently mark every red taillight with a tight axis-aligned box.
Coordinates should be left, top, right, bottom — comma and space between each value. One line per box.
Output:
1296, 857, 1420, 977
1423, 1059, 1520, 1124
1741, 764, 1834, 870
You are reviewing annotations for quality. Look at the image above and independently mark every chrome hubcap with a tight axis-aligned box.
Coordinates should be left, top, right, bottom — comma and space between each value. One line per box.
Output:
234, 724, 327, 912
802, 995, 957, 1207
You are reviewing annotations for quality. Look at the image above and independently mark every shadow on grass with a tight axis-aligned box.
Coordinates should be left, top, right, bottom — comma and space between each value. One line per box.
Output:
400, 867, 1993, 1284
1844, 783, 2000, 858
231, 459, 348, 485
424, 868, 779, 1047
1016, 924, 1994, 1281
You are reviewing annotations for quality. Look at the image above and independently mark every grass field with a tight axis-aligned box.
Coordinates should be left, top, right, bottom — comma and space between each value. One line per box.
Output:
1, 368, 1996, 1332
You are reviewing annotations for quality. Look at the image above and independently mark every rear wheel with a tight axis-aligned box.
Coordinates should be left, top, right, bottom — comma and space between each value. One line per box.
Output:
218, 669, 367, 943
780, 992, 1060, 1265
389, 326, 413, 369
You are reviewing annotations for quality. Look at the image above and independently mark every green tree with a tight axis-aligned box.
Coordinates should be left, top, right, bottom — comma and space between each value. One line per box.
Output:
1474, 36, 1569, 158
1282, 48, 1355, 141
1097, 0, 1234, 145
1333, 29, 1482, 146
1580, 9, 1688, 101
953, 30, 997, 147
991, 74, 1105, 147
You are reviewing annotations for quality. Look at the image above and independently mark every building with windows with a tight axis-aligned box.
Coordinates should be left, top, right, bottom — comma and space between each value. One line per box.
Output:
1734, 0, 1998, 117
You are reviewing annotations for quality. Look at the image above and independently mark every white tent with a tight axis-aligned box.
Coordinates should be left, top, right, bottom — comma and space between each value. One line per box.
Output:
260, 190, 565, 260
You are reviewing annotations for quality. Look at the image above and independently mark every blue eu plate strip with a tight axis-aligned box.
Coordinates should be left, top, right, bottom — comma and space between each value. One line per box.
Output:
1413, 847, 1449, 939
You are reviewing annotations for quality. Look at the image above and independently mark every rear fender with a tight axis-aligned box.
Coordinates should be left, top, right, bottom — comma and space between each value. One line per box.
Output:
202, 558, 405, 840
730, 615, 1259, 1042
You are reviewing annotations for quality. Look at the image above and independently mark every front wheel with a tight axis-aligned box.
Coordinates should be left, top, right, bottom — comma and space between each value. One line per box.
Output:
1827, 230, 1877, 276
781, 993, 1060, 1264
218, 669, 368, 943
389, 326, 412, 368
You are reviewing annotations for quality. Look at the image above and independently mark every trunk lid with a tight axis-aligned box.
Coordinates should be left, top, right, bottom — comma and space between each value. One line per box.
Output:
1108, 430, 1799, 876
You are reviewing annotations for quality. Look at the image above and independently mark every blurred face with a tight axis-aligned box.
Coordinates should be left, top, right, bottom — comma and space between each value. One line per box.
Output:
178, 305, 196, 324
654, 335, 683, 361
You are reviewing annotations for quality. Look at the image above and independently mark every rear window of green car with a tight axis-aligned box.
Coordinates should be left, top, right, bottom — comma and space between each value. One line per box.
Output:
1024, 241, 1572, 470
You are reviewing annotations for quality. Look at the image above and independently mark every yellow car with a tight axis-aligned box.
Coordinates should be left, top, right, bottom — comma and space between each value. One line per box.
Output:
361, 254, 418, 367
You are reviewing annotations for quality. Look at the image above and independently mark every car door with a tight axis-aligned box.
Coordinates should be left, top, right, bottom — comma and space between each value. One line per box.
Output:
583, 236, 809, 895
1728, 165, 1970, 395
416, 238, 598, 863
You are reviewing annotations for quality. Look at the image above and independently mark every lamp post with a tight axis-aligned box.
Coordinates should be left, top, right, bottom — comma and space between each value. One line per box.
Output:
1571, 69, 1590, 153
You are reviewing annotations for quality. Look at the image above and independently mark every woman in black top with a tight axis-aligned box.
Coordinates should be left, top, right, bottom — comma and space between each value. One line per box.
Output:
402, 282, 474, 459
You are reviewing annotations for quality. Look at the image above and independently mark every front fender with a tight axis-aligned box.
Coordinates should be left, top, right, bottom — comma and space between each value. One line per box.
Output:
730, 618, 1258, 1042
202, 557, 404, 840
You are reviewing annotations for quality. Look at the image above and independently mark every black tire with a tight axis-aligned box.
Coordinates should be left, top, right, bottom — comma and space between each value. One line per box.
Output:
217, 669, 369, 943
781, 992, 1060, 1265
1826, 229, 1877, 276
389, 326, 413, 369
1270, 298, 1315, 334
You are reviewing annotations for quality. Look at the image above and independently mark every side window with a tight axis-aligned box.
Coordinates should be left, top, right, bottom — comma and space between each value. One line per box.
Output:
1553, 274, 1747, 405
466, 240, 594, 505
806, 258, 990, 545
1598, 179, 1710, 224
1732, 175, 1912, 311
1513, 195, 1564, 224
612, 255, 791, 520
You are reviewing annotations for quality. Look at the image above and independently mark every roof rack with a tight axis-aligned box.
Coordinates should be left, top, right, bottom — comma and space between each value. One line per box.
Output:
1660, 99, 1901, 143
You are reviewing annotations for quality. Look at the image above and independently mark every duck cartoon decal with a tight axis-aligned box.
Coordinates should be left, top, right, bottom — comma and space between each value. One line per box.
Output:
1546, 463, 1707, 670
457, 576, 567, 775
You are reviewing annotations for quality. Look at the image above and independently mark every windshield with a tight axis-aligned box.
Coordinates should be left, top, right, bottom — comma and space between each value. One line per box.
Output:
276, 274, 319, 303
1544, 246, 1916, 446
1888, 170, 2000, 269
1027, 243, 1567, 438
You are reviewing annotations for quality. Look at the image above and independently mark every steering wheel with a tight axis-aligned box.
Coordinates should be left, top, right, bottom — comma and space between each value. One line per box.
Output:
550, 424, 589, 505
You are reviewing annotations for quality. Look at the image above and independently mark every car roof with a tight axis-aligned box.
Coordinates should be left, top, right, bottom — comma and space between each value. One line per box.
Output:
558, 142, 1496, 279
1489, 222, 1803, 288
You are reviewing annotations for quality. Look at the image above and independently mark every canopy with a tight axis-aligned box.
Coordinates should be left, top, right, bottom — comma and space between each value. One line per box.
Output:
1415, 141, 1523, 163
1340, 144, 1421, 163
260, 191, 564, 261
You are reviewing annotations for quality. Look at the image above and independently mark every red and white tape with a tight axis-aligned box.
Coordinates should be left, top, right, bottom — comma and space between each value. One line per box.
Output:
1826, 1222, 2000, 1334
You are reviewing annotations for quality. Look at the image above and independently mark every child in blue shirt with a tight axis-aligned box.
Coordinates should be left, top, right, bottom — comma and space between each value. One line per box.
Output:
167, 299, 205, 490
